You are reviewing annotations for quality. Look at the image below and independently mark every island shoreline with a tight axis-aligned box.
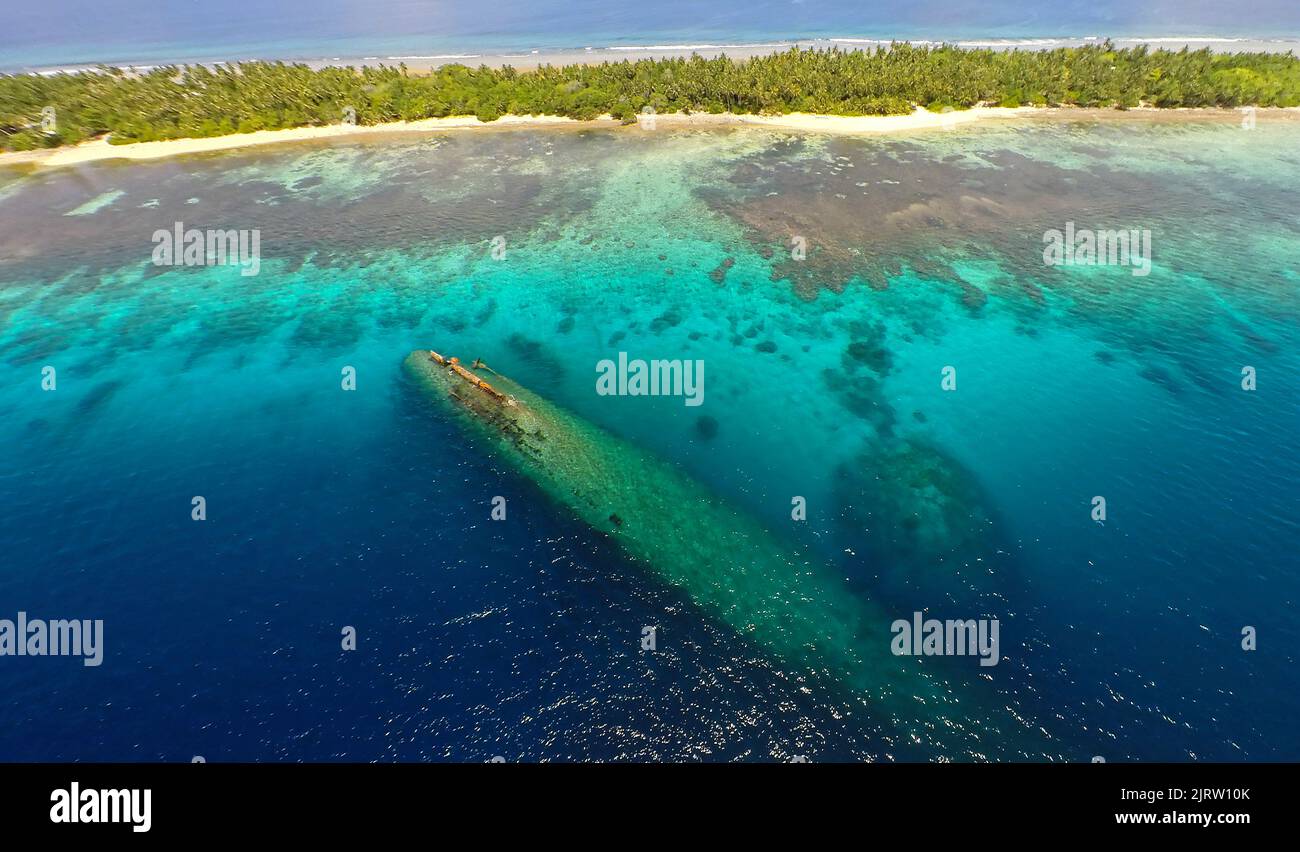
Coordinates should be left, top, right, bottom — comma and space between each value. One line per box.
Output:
3, 106, 1295, 171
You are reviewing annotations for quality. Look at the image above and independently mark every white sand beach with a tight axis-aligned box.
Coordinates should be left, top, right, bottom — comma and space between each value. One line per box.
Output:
0, 107, 1035, 170
0, 114, 594, 169
3, 105, 1293, 171
724, 105, 1036, 132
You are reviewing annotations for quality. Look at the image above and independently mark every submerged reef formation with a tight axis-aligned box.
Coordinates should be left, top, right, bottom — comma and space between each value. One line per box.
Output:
831, 437, 1015, 612
716, 135, 1166, 302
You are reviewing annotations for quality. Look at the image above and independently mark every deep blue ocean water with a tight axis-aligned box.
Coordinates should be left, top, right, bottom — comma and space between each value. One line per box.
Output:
1, 118, 1297, 761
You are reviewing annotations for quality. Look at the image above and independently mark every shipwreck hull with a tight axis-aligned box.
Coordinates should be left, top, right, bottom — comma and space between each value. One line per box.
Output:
404, 350, 1051, 760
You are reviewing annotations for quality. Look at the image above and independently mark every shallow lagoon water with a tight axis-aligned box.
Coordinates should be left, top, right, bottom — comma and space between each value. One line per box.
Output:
0, 118, 1297, 761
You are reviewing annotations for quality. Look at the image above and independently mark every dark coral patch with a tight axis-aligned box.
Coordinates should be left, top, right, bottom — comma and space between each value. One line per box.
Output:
709, 257, 735, 285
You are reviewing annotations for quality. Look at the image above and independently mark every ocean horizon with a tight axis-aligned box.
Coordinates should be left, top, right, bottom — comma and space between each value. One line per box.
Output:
12, 35, 1300, 76
14, 35, 1300, 78
5, 0, 1300, 72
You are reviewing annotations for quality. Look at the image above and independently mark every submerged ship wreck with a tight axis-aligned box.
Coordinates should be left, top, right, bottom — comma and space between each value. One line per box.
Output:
405, 349, 1053, 760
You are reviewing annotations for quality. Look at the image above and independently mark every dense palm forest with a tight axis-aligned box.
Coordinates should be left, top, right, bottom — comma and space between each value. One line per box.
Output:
3, 42, 1299, 151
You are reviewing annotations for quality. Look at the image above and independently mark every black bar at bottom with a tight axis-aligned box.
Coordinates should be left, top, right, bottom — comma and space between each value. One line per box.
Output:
0, 762, 1281, 837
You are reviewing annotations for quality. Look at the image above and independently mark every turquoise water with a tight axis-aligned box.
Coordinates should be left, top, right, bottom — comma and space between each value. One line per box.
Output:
1, 117, 1297, 761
